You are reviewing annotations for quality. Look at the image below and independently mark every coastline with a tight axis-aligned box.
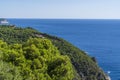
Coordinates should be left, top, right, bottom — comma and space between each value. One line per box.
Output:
105, 75, 111, 80
108, 76, 111, 80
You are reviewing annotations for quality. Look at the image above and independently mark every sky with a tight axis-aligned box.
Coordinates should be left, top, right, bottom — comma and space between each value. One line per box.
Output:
0, 0, 120, 19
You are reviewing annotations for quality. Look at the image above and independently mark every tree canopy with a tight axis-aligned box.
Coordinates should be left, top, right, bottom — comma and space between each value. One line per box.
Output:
0, 25, 106, 80
0, 38, 74, 80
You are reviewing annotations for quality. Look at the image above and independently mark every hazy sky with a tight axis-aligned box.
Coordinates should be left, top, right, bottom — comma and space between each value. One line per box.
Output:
1, 0, 120, 19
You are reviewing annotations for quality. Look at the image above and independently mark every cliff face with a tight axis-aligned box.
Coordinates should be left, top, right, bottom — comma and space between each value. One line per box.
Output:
0, 25, 107, 80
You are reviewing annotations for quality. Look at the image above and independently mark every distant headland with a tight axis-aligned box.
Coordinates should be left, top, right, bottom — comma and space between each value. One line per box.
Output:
0, 18, 9, 25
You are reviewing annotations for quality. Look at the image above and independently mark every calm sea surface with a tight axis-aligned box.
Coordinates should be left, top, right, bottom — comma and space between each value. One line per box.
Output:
8, 19, 120, 80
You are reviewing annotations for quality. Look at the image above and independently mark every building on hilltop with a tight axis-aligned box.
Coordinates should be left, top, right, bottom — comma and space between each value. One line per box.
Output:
0, 18, 9, 25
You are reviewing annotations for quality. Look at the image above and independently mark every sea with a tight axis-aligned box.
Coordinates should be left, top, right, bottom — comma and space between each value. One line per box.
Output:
8, 19, 120, 80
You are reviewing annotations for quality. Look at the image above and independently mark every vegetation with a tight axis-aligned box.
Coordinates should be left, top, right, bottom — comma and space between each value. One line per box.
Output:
0, 25, 38, 44
0, 25, 106, 80
42, 34, 106, 80
0, 61, 23, 80
0, 38, 74, 80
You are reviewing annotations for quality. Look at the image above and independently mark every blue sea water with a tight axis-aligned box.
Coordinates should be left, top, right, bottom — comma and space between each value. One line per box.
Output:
8, 19, 120, 80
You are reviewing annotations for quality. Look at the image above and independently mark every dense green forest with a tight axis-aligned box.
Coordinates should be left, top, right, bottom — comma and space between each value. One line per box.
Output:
0, 38, 73, 80
0, 25, 107, 80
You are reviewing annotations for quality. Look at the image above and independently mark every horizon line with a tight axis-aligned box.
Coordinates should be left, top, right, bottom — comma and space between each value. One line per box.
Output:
2, 18, 120, 20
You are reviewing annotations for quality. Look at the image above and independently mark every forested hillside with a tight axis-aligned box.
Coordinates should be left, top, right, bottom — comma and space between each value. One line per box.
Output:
0, 25, 107, 80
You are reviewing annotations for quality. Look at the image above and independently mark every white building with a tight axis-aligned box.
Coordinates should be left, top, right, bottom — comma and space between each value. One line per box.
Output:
0, 19, 9, 25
